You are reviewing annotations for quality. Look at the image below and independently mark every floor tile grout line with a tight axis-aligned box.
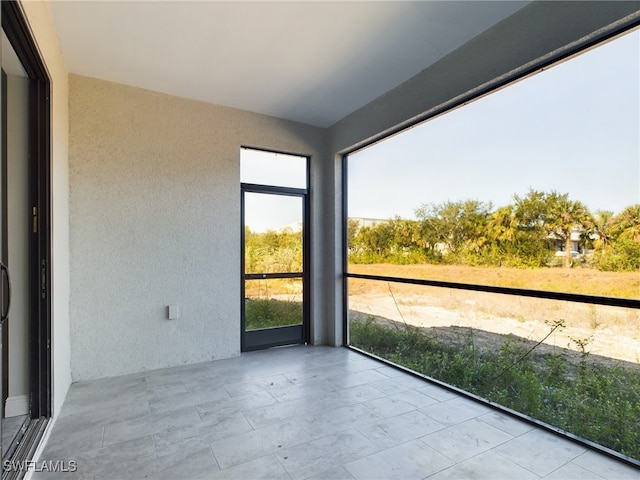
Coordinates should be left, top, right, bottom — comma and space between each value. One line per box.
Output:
543, 460, 576, 480
194, 404, 207, 421
567, 451, 610, 480
271, 452, 295, 480
207, 442, 222, 472
491, 443, 554, 478
475, 412, 536, 438
417, 431, 518, 471
151, 432, 159, 460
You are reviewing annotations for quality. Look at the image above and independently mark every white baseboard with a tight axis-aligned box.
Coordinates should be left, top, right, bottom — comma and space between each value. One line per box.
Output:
5, 394, 29, 417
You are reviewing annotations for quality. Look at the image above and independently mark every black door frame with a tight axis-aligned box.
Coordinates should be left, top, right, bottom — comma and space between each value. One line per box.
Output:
1, 0, 52, 451
241, 183, 310, 352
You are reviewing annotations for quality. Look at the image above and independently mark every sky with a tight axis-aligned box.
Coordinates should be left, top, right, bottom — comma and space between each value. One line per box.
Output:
244, 29, 639, 232
241, 149, 307, 232
349, 29, 640, 220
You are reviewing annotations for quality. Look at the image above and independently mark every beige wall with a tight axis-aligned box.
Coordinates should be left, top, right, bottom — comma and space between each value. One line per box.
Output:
68, 75, 327, 381
21, 0, 71, 417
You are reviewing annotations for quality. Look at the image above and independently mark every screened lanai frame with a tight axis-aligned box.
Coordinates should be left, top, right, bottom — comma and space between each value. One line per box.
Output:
341, 22, 640, 468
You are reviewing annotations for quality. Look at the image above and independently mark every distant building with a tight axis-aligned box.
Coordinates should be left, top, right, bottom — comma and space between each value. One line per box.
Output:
549, 226, 587, 254
274, 221, 303, 233
349, 217, 390, 229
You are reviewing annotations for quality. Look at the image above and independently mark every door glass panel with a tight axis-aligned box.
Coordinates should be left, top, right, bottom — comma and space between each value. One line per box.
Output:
244, 278, 303, 331
243, 191, 304, 335
240, 148, 307, 189
1, 27, 31, 461
244, 192, 303, 274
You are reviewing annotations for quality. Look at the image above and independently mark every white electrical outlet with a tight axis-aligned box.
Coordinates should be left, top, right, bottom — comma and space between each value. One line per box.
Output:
168, 304, 180, 320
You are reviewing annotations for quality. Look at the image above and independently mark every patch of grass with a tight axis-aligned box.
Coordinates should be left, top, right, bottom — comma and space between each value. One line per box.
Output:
245, 298, 302, 330
350, 318, 640, 460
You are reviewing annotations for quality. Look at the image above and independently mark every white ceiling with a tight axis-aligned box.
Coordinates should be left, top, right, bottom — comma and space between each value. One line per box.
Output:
49, 1, 530, 128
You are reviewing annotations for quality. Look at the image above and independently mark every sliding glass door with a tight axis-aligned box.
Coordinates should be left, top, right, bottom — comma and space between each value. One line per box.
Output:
1, 23, 31, 462
1, 2, 52, 467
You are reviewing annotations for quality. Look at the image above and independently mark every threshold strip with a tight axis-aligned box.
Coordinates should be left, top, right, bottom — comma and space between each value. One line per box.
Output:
2, 418, 49, 480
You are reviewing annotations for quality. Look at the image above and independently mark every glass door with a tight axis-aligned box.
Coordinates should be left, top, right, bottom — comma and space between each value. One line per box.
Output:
240, 148, 309, 351
1, 25, 31, 461
0, 4, 52, 468
241, 188, 308, 350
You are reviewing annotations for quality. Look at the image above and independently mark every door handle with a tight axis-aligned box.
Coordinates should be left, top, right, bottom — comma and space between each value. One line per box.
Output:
0, 261, 10, 322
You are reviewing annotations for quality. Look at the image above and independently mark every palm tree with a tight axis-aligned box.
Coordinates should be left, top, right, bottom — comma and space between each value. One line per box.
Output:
610, 204, 640, 242
487, 205, 517, 244
544, 192, 594, 268
593, 210, 614, 251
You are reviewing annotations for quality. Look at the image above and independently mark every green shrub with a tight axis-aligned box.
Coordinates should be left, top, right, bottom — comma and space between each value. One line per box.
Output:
349, 318, 640, 460
594, 238, 640, 272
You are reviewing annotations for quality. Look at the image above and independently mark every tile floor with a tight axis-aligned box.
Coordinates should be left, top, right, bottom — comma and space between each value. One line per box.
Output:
32, 346, 638, 479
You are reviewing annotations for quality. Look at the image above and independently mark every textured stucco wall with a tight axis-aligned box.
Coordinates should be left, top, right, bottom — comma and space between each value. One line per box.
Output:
21, 0, 72, 416
69, 75, 326, 381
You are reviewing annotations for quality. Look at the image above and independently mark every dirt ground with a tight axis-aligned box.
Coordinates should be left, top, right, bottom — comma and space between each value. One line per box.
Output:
348, 285, 640, 370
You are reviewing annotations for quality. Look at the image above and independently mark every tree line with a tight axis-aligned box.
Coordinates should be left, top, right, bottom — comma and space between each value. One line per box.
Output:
348, 189, 640, 271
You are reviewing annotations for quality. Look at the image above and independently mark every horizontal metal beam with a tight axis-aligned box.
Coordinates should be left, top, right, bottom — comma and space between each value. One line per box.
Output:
346, 272, 639, 309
